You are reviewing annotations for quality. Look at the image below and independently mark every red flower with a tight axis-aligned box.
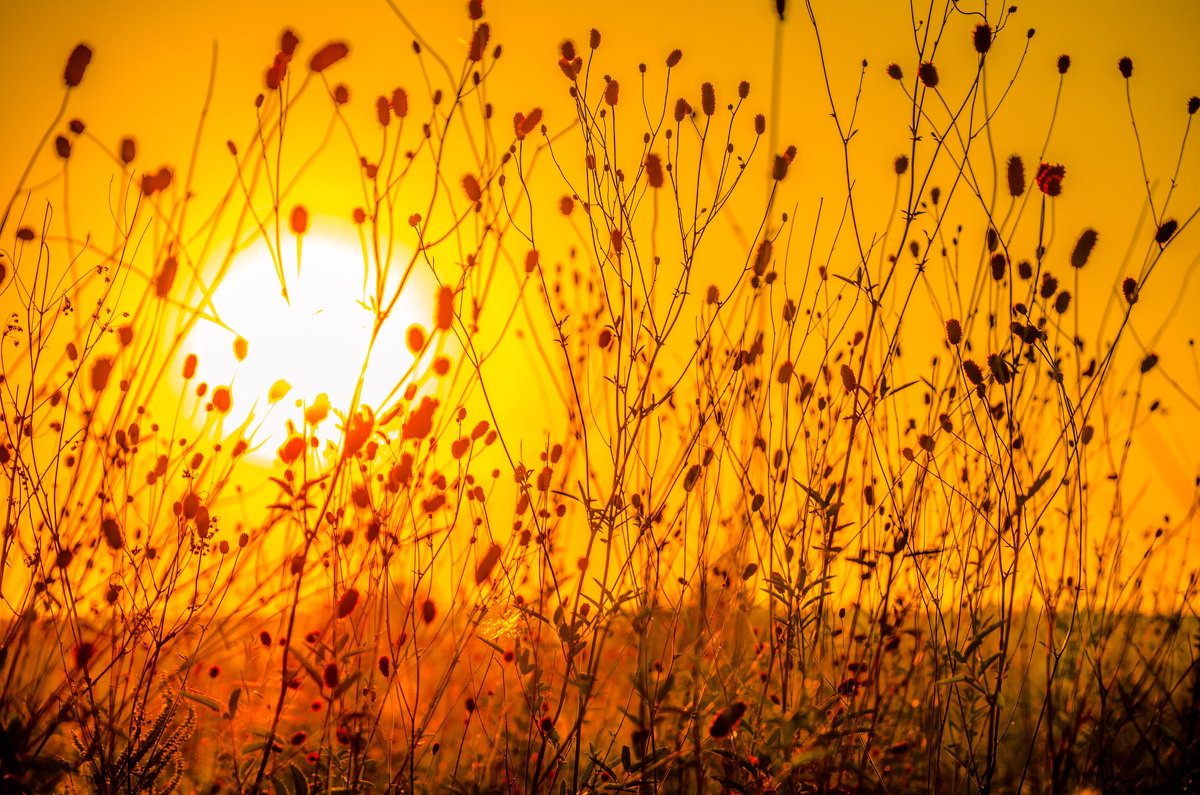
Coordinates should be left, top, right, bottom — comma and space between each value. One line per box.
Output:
1035, 163, 1065, 196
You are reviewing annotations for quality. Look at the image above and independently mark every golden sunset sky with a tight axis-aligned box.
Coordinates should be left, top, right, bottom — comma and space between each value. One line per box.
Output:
3, 0, 1199, 597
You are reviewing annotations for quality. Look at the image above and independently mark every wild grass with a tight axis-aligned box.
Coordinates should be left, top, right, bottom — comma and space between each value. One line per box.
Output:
1, 2, 1198, 793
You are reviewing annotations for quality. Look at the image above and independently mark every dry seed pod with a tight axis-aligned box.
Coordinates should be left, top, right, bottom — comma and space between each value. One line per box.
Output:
946, 318, 962, 345
1007, 155, 1025, 197
310, 42, 349, 72
64, 44, 92, 87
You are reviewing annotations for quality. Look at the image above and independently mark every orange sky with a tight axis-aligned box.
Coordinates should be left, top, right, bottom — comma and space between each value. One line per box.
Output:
3, 0, 1199, 603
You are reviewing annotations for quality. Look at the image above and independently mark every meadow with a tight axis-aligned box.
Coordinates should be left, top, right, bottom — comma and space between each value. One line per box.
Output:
1, 1, 1199, 793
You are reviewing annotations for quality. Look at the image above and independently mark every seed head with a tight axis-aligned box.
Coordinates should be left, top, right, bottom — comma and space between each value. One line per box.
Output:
462, 174, 482, 202
963, 359, 984, 385
1122, 277, 1138, 304
436, 285, 455, 330
1040, 272, 1057, 298
1035, 163, 1065, 196
840, 364, 857, 392
988, 353, 1011, 385
1007, 155, 1025, 197
886, 63, 903, 80
310, 42, 350, 73
1057, 54, 1070, 74
289, 205, 309, 236
1070, 228, 1098, 268
674, 98, 690, 122
64, 44, 92, 88
392, 87, 409, 118
973, 24, 992, 54
946, 318, 962, 345
754, 113, 766, 135
644, 153, 664, 188
337, 588, 359, 618
754, 239, 773, 276
918, 62, 939, 88
666, 49, 682, 68
1189, 96, 1200, 115
709, 702, 747, 739
738, 80, 750, 99
589, 28, 601, 50
701, 83, 716, 116
281, 29, 299, 56
605, 80, 619, 107
559, 57, 582, 81
1155, 218, 1178, 244
772, 154, 789, 181
1118, 56, 1133, 78
991, 253, 1007, 281
468, 24, 489, 62
894, 155, 908, 175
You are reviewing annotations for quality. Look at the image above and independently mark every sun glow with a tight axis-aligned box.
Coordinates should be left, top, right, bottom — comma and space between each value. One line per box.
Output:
180, 223, 427, 460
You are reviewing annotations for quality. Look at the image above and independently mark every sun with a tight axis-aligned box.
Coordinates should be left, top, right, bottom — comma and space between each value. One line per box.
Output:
179, 221, 428, 461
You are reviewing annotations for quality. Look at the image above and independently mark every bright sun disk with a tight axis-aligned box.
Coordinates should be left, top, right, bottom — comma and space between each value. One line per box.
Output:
180, 222, 427, 461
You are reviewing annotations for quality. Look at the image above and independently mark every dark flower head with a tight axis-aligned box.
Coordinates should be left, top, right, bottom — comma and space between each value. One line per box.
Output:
1007, 155, 1025, 197
918, 62, 939, 88
674, 98, 690, 123
1070, 228, 1098, 268
1189, 96, 1199, 115
1057, 55, 1070, 74
1155, 219, 1178, 244
1118, 57, 1133, 78
64, 44, 92, 88
887, 63, 903, 80
894, 154, 909, 175
973, 24, 992, 54
772, 154, 789, 181
701, 82, 716, 116
963, 359, 984, 385
1122, 277, 1138, 304
991, 253, 1007, 281
988, 353, 1011, 385
946, 318, 962, 345
1035, 163, 1065, 196
1040, 272, 1058, 298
